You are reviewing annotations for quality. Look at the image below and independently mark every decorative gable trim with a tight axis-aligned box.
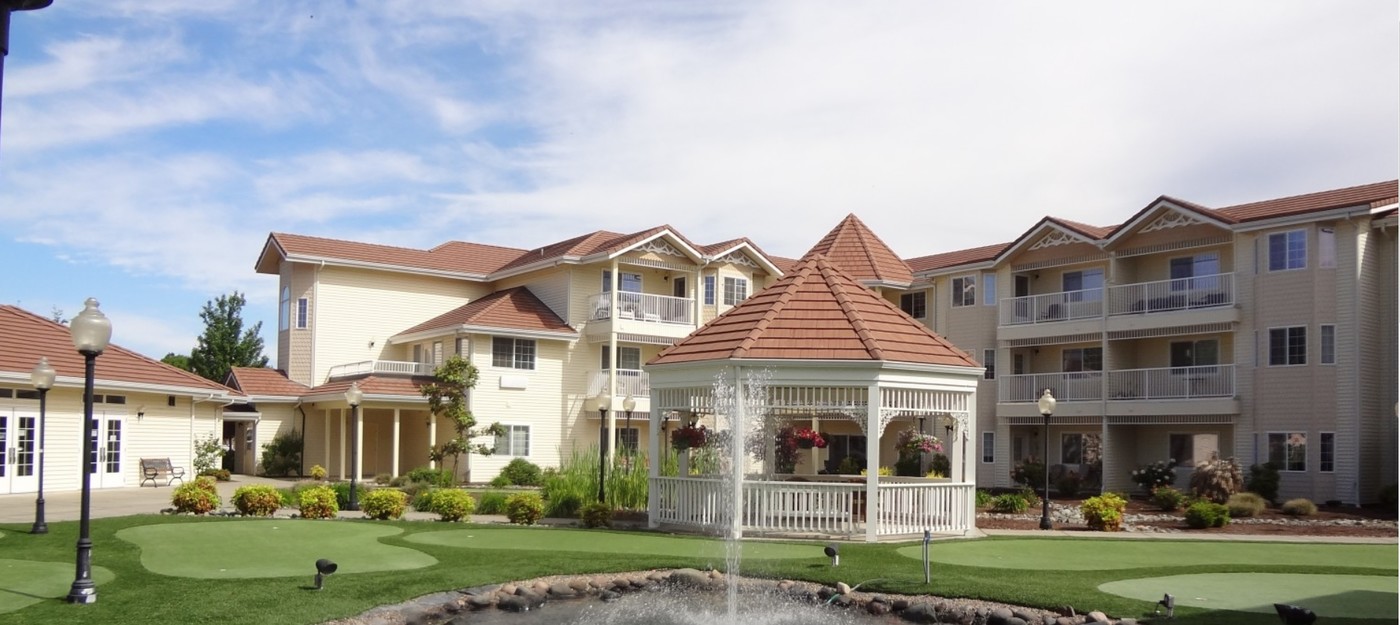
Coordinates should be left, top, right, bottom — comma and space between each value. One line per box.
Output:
1140, 210, 1204, 233
638, 239, 686, 258
718, 251, 759, 268
1027, 230, 1080, 251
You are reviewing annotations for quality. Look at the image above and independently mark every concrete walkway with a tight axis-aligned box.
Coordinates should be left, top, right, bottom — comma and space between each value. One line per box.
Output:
2, 481, 1393, 545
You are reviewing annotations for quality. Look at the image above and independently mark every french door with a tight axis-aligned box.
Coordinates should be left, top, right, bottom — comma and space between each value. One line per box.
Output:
0, 410, 39, 494
86, 413, 126, 488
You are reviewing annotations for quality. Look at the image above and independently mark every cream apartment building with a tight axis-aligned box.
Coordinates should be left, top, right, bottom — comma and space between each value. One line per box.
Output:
895, 181, 1397, 505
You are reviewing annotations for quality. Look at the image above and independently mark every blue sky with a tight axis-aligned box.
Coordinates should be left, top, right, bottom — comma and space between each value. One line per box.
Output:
1, 1, 1396, 364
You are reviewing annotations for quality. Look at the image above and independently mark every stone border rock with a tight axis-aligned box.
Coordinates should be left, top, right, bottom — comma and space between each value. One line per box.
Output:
320, 569, 1148, 625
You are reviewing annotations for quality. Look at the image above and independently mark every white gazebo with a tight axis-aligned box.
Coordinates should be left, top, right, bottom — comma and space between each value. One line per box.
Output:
645, 253, 984, 542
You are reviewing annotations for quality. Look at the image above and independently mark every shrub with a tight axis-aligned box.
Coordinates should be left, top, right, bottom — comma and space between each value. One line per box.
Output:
1227, 492, 1267, 518
1189, 456, 1243, 503
373, 473, 393, 485
193, 433, 227, 475
275, 487, 298, 508
974, 489, 995, 508
360, 488, 408, 520
489, 475, 511, 488
310, 464, 328, 481
835, 455, 863, 475
199, 468, 232, 481
431, 489, 476, 522
260, 430, 303, 477
298, 485, 339, 519
1130, 459, 1178, 493
1246, 462, 1280, 503
1055, 470, 1083, 498
1380, 484, 1398, 508
172, 476, 221, 514
990, 493, 1031, 514
505, 492, 546, 525
859, 466, 893, 476
579, 502, 613, 528
1151, 486, 1188, 512
1017, 486, 1042, 508
499, 458, 544, 487
329, 482, 353, 509
411, 488, 440, 512
1081, 492, 1127, 531
1280, 498, 1317, 516
474, 491, 509, 515
232, 484, 283, 516
406, 466, 454, 487
1010, 458, 1045, 489
1184, 501, 1230, 529
929, 454, 951, 478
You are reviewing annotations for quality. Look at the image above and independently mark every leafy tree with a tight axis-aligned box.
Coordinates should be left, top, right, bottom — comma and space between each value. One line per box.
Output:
162, 353, 192, 371
188, 292, 268, 383
420, 355, 503, 480
50, 306, 68, 325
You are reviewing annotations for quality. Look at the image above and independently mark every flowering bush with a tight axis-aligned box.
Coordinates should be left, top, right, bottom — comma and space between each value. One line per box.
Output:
792, 428, 827, 449
1131, 459, 1178, 492
1010, 457, 1045, 488
670, 425, 710, 450
895, 428, 942, 456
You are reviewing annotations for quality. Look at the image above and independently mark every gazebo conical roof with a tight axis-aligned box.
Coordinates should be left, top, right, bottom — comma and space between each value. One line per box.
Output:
650, 252, 977, 368
803, 214, 914, 288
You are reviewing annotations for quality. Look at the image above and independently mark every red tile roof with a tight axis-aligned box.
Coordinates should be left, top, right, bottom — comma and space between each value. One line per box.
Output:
649, 254, 979, 367
804, 214, 914, 287
0, 305, 237, 395
305, 375, 433, 399
227, 367, 310, 397
906, 242, 1010, 273
261, 232, 527, 276
395, 287, 575, 337
1048, 217, 1116, 239
1213, 180, 1398, 222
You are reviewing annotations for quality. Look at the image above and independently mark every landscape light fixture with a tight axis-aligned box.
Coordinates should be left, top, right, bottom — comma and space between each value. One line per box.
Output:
1036, 389, 1056, 531
823, 543, 839, 567
314, 559, 338, 590
67, 298, 111, 605
1155, 593, 1175, 619
344, 382, 363, 511
596, 392, 610, 503
30, 356, 55, 535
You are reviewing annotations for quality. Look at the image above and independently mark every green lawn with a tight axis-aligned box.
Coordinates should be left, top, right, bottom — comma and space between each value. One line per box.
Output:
899, 539, 1396, 571
1, 517, 1394, 625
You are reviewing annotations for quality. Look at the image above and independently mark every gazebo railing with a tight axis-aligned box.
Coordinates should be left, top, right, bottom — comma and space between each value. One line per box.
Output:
875, 481, 973, 537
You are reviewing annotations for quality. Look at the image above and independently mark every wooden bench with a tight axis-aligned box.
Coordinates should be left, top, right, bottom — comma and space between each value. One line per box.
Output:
140, 458, 186, 487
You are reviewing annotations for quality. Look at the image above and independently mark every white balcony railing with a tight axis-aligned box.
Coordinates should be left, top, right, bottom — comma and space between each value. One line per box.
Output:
588, 291, 693, 325
1107, 365, 1235, 400
1108, 273, 1234, 316
587, 369, 650, 398
326, 360, 435, 379
998, 371, 1105, 403
999, 366, 1235, 402
999, 289, 1103, 325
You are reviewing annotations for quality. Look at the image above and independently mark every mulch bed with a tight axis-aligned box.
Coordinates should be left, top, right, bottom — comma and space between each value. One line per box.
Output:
977, 497, 1399, 538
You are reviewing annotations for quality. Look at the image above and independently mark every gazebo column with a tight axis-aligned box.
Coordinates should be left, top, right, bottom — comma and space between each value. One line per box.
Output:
338, 408, 347, 479
730, 366, 746, 540
392, 408, 401, 478
322, 411, 331, 477
864, 384, 880, 543
647, 406, 661, 528
428, 416, 437, 469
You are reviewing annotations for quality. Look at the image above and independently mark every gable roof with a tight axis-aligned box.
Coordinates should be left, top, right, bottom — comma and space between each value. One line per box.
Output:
303, 375, 435, 400
393, 287, 576, 340
257, 232, 526, 278
649, 253, 978, 368
0, 305, 239, 397
227, 367, 311, 398
803, 214, 914, 288
1213, 180, 1398, 223
906, 242, 1010, 274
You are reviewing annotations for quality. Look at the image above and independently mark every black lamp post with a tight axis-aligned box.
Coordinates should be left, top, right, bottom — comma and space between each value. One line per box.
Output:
67, 297, 110, 604
30, 356, 55, 535
1037, 389, 1056, 531
622, 394, 636, 453
596, 392, 610, 503
344, 382, 363, 511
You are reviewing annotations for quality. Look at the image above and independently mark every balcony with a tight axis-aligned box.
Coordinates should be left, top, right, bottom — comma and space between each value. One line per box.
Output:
1106, 365, 1235, 400
587, 369, 650, 398
998, 365, 1239, 418
998, 273, 1237, 341
586, 292, 697, 342
326, 360, 435, 379
999, 371, 1105, 403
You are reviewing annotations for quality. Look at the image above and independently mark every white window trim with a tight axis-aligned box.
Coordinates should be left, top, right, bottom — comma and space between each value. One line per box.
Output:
722, 276, 749, 306
952, 274, 976, 307
279, 286, 291, 332
1267, 325, 1307, 367
295, 298, 309, 329
982, 273, 997, 307
492, 337, 537, 370
1319, 431, 1335, 473
900, 292, 927, 319
981, 431, 994, 464
1266, 229, 1307, 272
495, 424, 530, 457
1267, 431, 1307, 473
982, 348, 996, 380
1319, 324, 1336, 365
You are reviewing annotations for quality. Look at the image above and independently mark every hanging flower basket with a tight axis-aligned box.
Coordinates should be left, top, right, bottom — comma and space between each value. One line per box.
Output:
895, 427, 942, 457
793, 427, 827, 449
671, 425, 709, 451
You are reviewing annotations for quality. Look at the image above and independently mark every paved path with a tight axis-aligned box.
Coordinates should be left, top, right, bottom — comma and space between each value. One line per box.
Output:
2, 480, 1393, 544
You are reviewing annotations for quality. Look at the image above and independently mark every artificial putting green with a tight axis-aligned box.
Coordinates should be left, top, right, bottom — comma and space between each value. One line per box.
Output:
0, 559, 116, 614
115, 520, 436, 579
897, 539, 1397, 571
1099, 573, 1397, 619
404, 527, 816, 560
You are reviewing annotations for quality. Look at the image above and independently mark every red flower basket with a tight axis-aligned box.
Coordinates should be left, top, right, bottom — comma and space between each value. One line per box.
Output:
671, 425, 709, 451
793, 428, 827, 449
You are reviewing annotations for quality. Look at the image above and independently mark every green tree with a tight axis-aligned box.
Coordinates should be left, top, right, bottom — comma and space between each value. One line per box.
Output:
161, 353, 191, 371
420, 355, 503, 480
188, 292, 268, 383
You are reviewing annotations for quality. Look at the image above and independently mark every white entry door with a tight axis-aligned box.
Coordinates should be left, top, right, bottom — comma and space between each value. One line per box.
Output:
87, 413, 126, 489
1, 410, 40, 494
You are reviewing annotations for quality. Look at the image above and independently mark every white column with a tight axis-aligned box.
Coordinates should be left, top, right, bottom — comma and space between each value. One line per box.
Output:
322, 411, 330, 476
647, 406, 661, 528
731, 365, 746, 540
428, 416, 438, 470
865, 384, 881, 543
607, 258, 619, 461
338, 408, 346, 480
355, 407, 365, 480
392, 409, 401, 478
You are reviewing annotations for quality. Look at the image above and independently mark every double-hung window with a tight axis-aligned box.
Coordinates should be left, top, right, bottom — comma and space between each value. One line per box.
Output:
703, 275, 716, 305
495, 425, 530, 457
723, 277, 748, 306
981, 432, 994, 463
602, 270, 642, 293
1169, 253, 1220, 291
601, 346, 641, 371
492, 337, 536, 370
900, 292, 926, 318
1268, 327, 1306, 366
1319, 432, 1334, 472
279, 286, 291, 331
982, 349, 996, 380
1320, 324, 1335, 365
951, 275, 976, 307
982, 273, 997, 306
1267, 230, 1306, 271
1061, 347, 1102, 373
1062, 268, 1104, 301
295, 298, 309, 329
1267, 432, 1306, 472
